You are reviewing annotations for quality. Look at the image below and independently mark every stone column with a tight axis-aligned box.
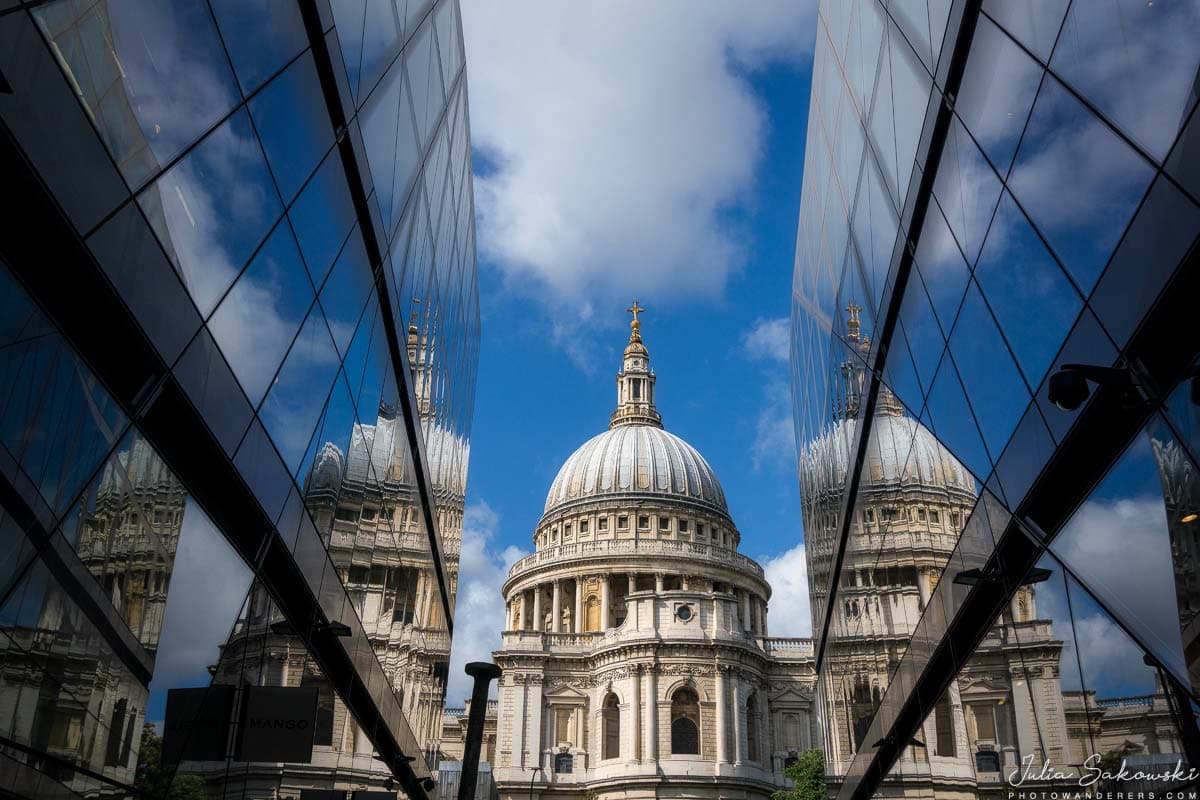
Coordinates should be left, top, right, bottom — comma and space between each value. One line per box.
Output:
628, 573, 637, 594
551, 580, 561, 633
715, 666, 728, 767
574, 579, 583, 634
633, 666, 643, 762
732, 673, 744, 765
517, 592, 527, 630
600, 576, 611, 629
646, 665, 658, 764
533, 584, 543, 631
759, 602, 768, 637
741, 591, 751, 632
655, 573, 664, 593
681, 574, 690, 590
413, 571, 426, 626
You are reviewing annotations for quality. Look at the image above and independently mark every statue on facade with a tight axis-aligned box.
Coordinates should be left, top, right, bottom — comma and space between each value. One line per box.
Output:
562, 605, 572, 631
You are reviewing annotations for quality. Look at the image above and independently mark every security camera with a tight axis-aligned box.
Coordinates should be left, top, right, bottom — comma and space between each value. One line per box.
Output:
1047, 369, 1090, 411
1047, 364, 1140, 412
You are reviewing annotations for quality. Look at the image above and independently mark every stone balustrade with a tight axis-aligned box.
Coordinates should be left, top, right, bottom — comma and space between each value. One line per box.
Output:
507, 538, 764, 579
760, 637, 816, 657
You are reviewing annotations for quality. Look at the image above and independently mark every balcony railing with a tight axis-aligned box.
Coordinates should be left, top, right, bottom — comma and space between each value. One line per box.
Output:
507, 538, 764, 579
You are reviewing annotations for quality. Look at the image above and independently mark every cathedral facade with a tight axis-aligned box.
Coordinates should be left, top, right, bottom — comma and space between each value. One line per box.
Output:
492, 307, 818, 800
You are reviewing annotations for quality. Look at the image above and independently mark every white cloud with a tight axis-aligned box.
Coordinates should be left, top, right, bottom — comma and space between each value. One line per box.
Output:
151, 498, 254, 695
447, 500, 528, 703
462, 1, 817, 306
1050, 495, 1187, 683
751, 374, 797, 472
743, 316, 791, 362
761, 542, 811, 637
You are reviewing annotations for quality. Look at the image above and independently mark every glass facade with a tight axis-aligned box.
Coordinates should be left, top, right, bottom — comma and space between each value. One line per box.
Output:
0, 0, 477, 797
791, 1, 1200, 798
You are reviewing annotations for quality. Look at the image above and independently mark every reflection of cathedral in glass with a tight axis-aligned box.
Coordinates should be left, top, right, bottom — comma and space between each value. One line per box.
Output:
803, 308, 1188, 799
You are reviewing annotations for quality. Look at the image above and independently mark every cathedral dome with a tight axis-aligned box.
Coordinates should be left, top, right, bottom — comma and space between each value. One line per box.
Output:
800, 411, 976, 501
543, 424, 728, 517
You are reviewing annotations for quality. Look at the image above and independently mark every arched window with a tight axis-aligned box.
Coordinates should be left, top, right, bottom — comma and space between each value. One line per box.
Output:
603, 693, 620, 759
670, 687, 700, 755
746, 693, 760, 762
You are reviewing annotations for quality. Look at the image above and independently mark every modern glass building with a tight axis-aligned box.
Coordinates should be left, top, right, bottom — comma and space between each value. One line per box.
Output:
0, 0, 478, 798
791, 1, 1200, 798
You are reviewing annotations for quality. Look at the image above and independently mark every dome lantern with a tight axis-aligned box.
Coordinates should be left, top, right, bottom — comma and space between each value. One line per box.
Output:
610, 300, 662, 429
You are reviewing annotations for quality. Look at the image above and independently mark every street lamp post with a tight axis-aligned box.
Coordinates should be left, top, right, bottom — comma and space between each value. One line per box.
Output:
528, 764, 543, 800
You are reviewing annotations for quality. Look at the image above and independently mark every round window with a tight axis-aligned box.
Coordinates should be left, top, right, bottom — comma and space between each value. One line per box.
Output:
676, 605, 693, 622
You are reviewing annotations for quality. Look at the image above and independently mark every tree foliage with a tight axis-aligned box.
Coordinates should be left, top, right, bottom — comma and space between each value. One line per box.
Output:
772, 749, 827, 800
134, 723, 208, 800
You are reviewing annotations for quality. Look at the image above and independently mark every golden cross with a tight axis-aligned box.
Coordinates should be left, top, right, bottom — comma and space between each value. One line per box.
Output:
627, 300, 646, 323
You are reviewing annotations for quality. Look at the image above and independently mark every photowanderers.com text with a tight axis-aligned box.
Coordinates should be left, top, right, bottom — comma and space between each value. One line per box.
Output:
1005, 754, 1200, 800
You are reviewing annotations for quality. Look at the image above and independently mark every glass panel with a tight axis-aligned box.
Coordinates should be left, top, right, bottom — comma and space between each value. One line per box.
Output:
358, 0, 404, 99
955, 14, 1044, 176
0, 262, 128, 517
888, 19, 933, 206
973, 191, 1082, 389
209, 0, 307, 96
1051, 0, 1200, 162
924, 354, 991, 481
982, 0, 1067, 64
914, 198, 970, 333
1051, 414, 1194, 692
138, 108, 282, 317
259, 308, 342, 475
1089, 176, 1200, 349
208, 221, 315, 405
249, 52, 336, 205
1008, 75, 1155, 295
947, 281, 1030, 462
318, 229, 375, 357
932, 117, 1003, 268
406, 16, 444, 149
32, 0, 240, 188
289, 148, 358, 288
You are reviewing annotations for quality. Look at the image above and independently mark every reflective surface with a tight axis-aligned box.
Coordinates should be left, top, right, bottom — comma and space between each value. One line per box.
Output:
0, 0, 478, 796
793, 0, 1200, 797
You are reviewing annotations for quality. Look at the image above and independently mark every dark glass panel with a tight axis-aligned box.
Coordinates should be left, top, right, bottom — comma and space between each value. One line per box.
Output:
288, 148, 358, 288
249, 52, 337, 205
209, 0, 308, 96
948, 282, 1029, 462
973, 191, 1081, 389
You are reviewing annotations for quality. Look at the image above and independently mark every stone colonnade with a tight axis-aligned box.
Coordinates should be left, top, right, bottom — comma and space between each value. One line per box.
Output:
506, 572, 768, 635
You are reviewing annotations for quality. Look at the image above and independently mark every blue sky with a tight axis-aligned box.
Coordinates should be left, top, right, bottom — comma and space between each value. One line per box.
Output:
445, 1, 820, 701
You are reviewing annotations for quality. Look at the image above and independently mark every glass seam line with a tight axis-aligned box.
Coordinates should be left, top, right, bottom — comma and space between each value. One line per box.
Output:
300, 0, 458, 632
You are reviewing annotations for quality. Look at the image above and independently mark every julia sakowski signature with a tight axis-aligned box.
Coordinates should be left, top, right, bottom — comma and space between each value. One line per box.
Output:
1007, 754, 1200, 788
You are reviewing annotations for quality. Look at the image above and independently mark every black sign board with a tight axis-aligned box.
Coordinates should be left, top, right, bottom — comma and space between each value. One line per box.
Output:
351, 792, 398, 799
236, 685, 319, 763
162, 685, 236, 763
